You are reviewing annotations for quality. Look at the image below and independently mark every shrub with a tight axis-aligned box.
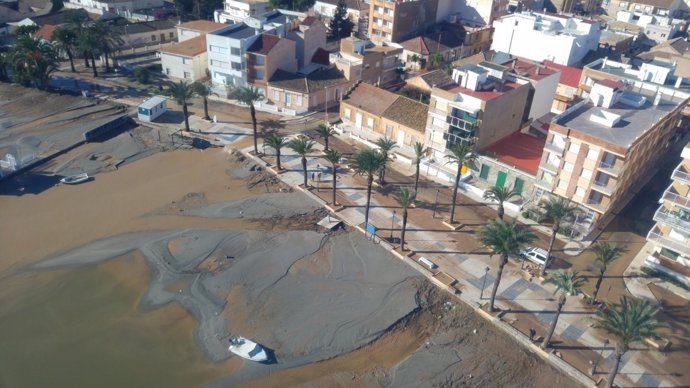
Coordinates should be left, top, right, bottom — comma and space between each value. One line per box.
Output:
134, 66, 150, 84
522, 211, 530, 219
146, 63, 162, 72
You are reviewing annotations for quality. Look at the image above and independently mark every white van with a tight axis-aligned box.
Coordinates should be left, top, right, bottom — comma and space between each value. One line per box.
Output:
519, 247, 549, 266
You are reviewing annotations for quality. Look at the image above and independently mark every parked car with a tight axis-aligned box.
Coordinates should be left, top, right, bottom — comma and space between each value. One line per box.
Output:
519, 247, 549, 267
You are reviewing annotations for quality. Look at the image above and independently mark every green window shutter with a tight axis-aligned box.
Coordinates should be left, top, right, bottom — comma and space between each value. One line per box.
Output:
514, 178, 524, 195
496, 171, 507, 188
479, 164, 490, 180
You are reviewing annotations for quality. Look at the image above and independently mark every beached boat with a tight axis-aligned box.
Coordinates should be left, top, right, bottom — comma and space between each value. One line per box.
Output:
60, 173, 89, 185
228, 336, 268, 362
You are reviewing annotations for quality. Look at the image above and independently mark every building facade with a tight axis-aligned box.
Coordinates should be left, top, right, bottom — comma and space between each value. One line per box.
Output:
246, 33, 298, 92
160, 35, 209, 81
215, 0, 270, 24
368, 0, 439, 43
176, 20, 228, 42
64, 0, 163, 16
267, 67, 354, 115
330, 36, 403, 86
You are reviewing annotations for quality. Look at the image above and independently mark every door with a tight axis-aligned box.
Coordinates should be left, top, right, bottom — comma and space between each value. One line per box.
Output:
397, 130, 405, 146
355, 113, 362, 128
496, 171, 507, 188
514, 177, 524, 195
479, 164, 490, 180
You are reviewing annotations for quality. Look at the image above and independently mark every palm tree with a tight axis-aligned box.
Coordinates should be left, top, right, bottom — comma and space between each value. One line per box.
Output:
395, 187, 416, 251
92, 21, 123, 73
483, 185, 521, 221
477, 220, 536, 312
539, 196, 580, 276
264, 133, 287, 170
349, 149, 388, 230
593, 297, 667, 388
288, 136, 314, 187
236, 86, 264, 154
52, 26, 77, 72
375, 137, 397, 185
445, 143, 476, 225
64, 10, 90, 68
409, 54, 419, 71
169, 80, 196, 132
323, 149, 341, 205
9, 35, 59, 90
192, 81, 212, 120
590, 242, 623, 305
412, 141, 427, 194
541, 270, 586, 349
430, 52, 444, 69
79, 23, 100, 77
315, 122, 337, 151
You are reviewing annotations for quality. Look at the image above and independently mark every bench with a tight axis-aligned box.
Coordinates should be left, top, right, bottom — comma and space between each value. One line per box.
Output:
418, 256, 438, 271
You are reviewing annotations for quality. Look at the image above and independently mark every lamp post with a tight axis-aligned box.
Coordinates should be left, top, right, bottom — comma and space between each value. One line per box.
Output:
390, 210, 397, 241
432, 189, 440, 218
480, 266, 490, 300
590, 338, 609, 375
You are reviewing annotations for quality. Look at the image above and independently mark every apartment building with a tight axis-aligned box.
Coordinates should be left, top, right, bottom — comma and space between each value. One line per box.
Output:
330, 36, 403, 86
490, 12, 601, 66
506, 58, 560, 121
646, 141, 690, 288
368, 0, 439, 43
605, 0, 684, 19
246, 33, 298, 92
286, 16, 327, 69
534, 70, 690, 235
313, 0, 369, 37
215, 0, 270, 24
424, 62, 531, 156
542, 60, 583, 113
160, 35, 209, 81
176, 20, 228, 42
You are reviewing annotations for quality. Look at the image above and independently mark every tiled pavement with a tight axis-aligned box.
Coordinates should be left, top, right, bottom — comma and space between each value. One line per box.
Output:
225, 133, 678, 388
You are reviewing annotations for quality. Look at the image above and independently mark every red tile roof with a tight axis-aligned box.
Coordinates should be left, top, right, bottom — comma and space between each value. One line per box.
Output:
247, 33, 281, 55
508, 59, 558, 81
596, 78, 626, 90
483, 131, 546, 176
159, 35, 207, 57
543, 60, 582, 88
35, 24, 56, 41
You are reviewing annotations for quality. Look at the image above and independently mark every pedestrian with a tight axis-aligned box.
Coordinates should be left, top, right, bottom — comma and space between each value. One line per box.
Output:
311, 172, 315, 181
317, 172, 322, 181
529, 328, 536, 341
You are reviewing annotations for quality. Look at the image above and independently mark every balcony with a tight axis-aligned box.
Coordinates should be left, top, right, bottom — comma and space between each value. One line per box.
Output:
653, 207, 690, 235
672, 166, 690, 186
543, 142, 564, 156
648, 229, 690, 257
591, 180, 615, 196
663, 190, 690, 210
597, 161, 622, 178
539, 163, 559, 175
585, 199, 608, 214
535, 178, 555, 191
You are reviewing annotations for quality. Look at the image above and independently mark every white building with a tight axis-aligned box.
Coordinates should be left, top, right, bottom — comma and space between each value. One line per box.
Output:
138, 96, 167, 122
214, 0, 270, 24
160, 35, 209, 81
64, 0, 164, 16
491, 12, 601, 66
615, 11, 685, 44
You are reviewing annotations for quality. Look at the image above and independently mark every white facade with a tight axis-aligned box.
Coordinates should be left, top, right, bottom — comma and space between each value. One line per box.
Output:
207, 24, 261, 90
138, 96, 167, 122
161, 52, 208, 81
64, 0, 163, 15
214, 0, 270, 24
491, 12, 601, 66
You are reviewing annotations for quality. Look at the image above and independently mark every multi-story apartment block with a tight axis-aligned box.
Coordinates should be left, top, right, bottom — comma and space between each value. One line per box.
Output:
313, 0, 370, 37
368, 0, 439, 43
424, 62, 531, 156
534, 61, 690, 235
215, 0, 270, 24
490, 12, 601, 66
330, 36, 403, 86
645, 141, 690, 288
64, 0, 163, 16
246, 33, 298, 92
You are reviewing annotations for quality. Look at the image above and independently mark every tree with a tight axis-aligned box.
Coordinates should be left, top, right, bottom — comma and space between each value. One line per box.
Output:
477, 220, 536, 312
375, 137, 397, 185
9, 35, 59, 90
349, 149, 388, 230
236, 86, 264, 154
430, 52, 444, 69
323, 149, 341, 205
79, 23, 101, 77
64, 9, 90, 68
315, 122, 337, 151
541, 270, 586, 349
14, 25, 40, 37
483, 185, 521, 221
328, 0, 354, 41
288, 136, 314, 187
169, 80, 196, 132
593, 297, 667, 388
409, 54, 420, 71
444, 143, 476, 225
395, 187, 416, 251
192, 81, 212, 120
412, 141, 427, 194
52, 26, 78, 72
92, 21, 123, 73
134, 66, 150, 83
539, 196, 580, 276
269, 0, 314, 11
265, 133, 287, 170
590, 242, 623, 305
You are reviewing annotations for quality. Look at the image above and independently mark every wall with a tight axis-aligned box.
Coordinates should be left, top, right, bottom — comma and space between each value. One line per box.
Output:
207, 29, 260, 88
527, 71, 560, 120
265, 38, 298, 80
121, 27, 177, 48
492, 20, 576, 65
65, 0, 163, 14
177, 27, 202, 42
475, 154, 537, 197
161, 52, 208, 81
476, 84, 530, 150
380, 116, 425, 151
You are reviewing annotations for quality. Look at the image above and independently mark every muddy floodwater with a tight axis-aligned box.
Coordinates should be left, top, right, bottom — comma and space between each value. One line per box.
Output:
0, 254, 238, 388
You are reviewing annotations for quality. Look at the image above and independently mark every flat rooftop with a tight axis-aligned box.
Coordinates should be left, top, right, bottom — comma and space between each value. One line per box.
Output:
556, 89, 687, 149
483, 131, 545, 176
213, 23, 259, 39
586, 59, 690, 93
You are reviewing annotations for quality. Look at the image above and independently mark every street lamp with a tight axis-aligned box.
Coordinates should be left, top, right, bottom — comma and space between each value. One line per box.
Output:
432, 189, 440, 218
480, 266, 490, 300
590, 338, 609, 375
390, 210, 397, 241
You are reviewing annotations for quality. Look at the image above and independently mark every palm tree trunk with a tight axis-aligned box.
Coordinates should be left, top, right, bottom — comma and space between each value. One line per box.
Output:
401, 210, 408, 251
331, 164, 337, 205
540, 225, 558, 276
498, 203, 504, 221
66, 49, 76, 72
182, 103, 190, 131
84, 52, 89, 68
104, 50, 110, 73
301, 156, 307, 187
276, 150, 281, 170
449, 167, 461, 224
250, 105, 258, 154
203, 97, 210, 120
325, 137, 329, 152
90, 53, 98, 77
607, 349, 623, 388
364, 176, 373, 230
542, 298, 564, 349
591, 269, 605, 304
489, 255, 507, 312
414, 161, 420, 194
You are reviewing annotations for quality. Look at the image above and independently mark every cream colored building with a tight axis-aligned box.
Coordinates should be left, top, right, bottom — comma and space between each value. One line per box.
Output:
215, 0, 271, 24
160, 35, 209, 81
176, 20, 228, 42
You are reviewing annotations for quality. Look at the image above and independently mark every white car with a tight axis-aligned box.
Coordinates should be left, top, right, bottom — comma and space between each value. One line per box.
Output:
519, 247, 549, 266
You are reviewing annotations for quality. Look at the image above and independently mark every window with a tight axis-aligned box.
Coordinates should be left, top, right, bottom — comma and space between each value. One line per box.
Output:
254, 56, 264, 65
558, 179, 569, 190
618, 1, 627, 7
183, 72, 191, 79
151, 35, 156, 41
432, 117, 445, 128
169, 32, 174, 38
286, 94, 292, 107
183, 58, 190, 65
541, 171, 554, 184
547, 153, 560, 167
575, 187, 587, 197
385, 125, 392, 137
210, 45, 228, 54
210, 59, 229, 68
552, 134, 566, 149
230, 47, 241, 56
581, 168, 592, 179
255, 70, 264, 80
586, 148, 599, 161
231, 62, 242, 70
273, 90, 280, 101
563, 162, 574, 172
569, 142, 580, 154
296, 95, 303, 106
345, 108, 351, 119
367, 117, 374, 129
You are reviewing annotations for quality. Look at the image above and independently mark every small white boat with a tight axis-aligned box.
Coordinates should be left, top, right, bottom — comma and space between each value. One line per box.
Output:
60, 173, 89, 185
228, 336, 268, 362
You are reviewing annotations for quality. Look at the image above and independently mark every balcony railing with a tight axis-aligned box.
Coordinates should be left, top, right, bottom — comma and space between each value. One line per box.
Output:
585, 199, 608, 213
663, 190, 690, 210
539, 163, 558, 175
672, 166, 690, 186
648, 230, 690, 257
591, 180, 615, 196
543, 142, 564, 156
597, 161, 622, 177
653, 207, 690, 235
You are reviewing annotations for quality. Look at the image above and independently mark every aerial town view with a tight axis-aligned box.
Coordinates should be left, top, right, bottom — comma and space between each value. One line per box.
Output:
2, 0, 690, 386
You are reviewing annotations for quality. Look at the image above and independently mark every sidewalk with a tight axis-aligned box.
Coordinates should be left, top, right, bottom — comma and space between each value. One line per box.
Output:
237, 134, 682, 388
